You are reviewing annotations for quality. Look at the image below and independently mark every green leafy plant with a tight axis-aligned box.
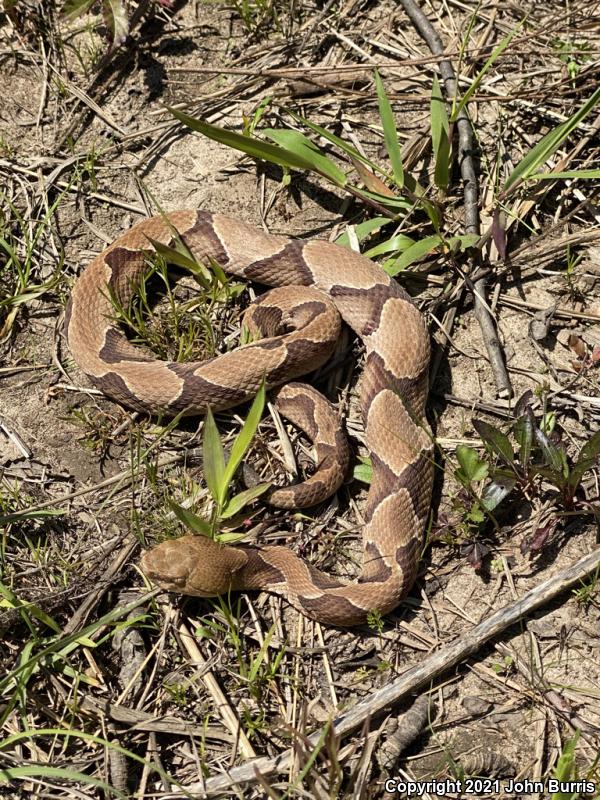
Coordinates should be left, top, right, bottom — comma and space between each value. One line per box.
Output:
167, 382, 271, 542
168, 66, 489, 274
552, 38, 593, 85
0, 193, 64, 342
550, 732, 581, 800
446, 392, 600, 565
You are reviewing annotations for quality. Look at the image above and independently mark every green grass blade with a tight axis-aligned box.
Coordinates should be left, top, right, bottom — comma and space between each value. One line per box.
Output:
0, 585, 60, 633
363, 233, 415, 258
220, 382, 266, 506
166, 498, 213, 537
220, 484, 271, 519
385, 234, 443, 275
528, 169, 600, 180
170, 108, 329, 175
0, 508, 64, 523
351, 188, 412, 212
286, 110, 382, 172
247, 626, 274, 683
145, 237, 211, 287
504, 85, 600, 190
0, 728, 176, 788
431, 75, 451, 190
0, 765, 126, 798
203, 408, 226, 504
334, 217, 392, 248
263, 128, 347, 185
451, 20, 523, 121
374, 71, 404, 187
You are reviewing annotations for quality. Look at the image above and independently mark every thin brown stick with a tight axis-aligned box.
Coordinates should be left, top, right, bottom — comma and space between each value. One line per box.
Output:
163, 546, 600, 797
398, 0, 512, 398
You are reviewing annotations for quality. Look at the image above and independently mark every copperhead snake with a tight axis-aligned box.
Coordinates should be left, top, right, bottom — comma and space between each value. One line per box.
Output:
66, 211, 433, 626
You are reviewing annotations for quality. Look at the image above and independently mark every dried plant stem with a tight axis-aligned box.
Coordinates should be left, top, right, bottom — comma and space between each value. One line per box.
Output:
398, 0, 512, 398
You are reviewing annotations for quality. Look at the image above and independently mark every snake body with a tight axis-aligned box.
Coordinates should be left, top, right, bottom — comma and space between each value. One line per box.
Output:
66, 211, 433, 626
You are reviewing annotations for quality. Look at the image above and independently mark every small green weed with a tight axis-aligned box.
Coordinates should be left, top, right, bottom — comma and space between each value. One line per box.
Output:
230, 0, 283, 34
108, 247, 245, 363
67, 405, 120, 458
572, 568, 599, 608
490, 654, 514, 675
551, 38, 593, 85
196, 597, 286, 710
167, 382, 271, 542
366, 608, 384, 634
444, 391, 600, 565
0, 193, 65, 342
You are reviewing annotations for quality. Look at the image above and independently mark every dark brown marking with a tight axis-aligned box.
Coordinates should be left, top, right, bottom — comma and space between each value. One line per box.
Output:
362, 352, 425, 412
265, 336, 333, 385
104, 247, 146, 302
299, 593, 366, 626
286, 300, 329, 329
244, 241, 313, 286
359, 542, 392, 584
99, 328, 154, 364
255, 337, 286, 352
364, 452, 399, 517
165, 362, 250, 413
330, 283, 395, 336
304, 563, 345, 590
91, 372, 150, 413
335, 429, 350, 463
366, 450, 431, 521
314, 442, 338, 467
395, 536, 421, 571
180, 210, 231, 267
246, 304, 284, 336
242, 548, 287, 588
276, 393, 317, 438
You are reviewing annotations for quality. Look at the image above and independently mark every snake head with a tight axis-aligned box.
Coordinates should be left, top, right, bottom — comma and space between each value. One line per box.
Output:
141, 534, 248, 597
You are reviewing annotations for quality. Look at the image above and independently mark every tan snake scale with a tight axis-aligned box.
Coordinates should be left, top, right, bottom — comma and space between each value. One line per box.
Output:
66, 210, 433, 626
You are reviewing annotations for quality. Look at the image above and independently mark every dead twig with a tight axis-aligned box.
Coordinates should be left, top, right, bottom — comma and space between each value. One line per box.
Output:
398, 0, 512, 398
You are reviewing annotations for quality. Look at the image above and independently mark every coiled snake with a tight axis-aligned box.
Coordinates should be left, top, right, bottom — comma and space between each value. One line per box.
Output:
66, 211, 433, 626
